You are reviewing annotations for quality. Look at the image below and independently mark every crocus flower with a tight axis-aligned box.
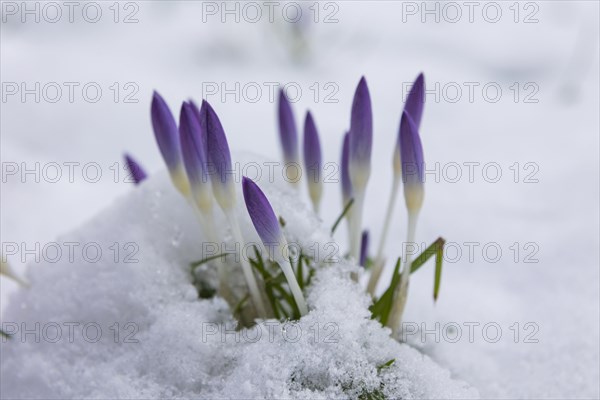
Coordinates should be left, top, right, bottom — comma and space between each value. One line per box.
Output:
348, 76, 373, 190
394, 73, 425, 176
278, 89, 300, 184
200, 101, 268, 318
359, 230, 369, 267
404, 73, 425, 128
151, 91, 189, 196
179, 102, 213, 214
347, 76, 373, 262
123, 153, 147, 185
242, 176, 308, 316
341, 132, 352, 207
201, 100, 236, 211
389, 110, 426, 335
399, 111, 425, 212
372, 74, 426, 296
303, 111, 322, 213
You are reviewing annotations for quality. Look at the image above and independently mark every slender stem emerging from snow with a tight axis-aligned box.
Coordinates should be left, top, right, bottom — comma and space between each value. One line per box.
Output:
224, 210, 268, 318
350, 190, 365, 264
186, 197, 234, 304
276, 254, 308, 316
367, 176, 400, 296
389, 211, 419, 336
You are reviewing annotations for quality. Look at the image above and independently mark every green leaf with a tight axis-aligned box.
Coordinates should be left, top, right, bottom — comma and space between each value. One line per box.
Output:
433, 239, 445, 301
376, 359, 395, 372
370, 258, 402, 325
1, 330, 10, 339
406, 237, 445, 301
359, 389, 387, 400
331, 198, 354, 235
296, 253, 304, 291
232, 294, 250, 316
369, 238, 445, 323
410, 237, 444, 274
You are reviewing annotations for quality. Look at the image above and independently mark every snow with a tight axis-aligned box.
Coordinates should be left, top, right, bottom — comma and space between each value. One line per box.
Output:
2, 1, 599, 398
1, 163, 476, 398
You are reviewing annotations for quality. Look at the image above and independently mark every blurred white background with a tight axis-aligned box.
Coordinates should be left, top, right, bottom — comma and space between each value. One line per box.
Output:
1, 1, 599, 398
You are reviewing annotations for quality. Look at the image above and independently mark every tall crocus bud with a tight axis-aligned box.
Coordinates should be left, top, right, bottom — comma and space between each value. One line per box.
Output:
151, 91, 189, 196
242, 177, 308, 316
202, 100, 236, 211
389, 110, 426, 335
124, 153, 147, 185
303, 111, 322, 213
359, 230, 369, 267
404, 73, 425, 129
370, 74, 425, 296
202, 101, 268, 318
341, 132, 352, 208
348, 76, 373, 190
394, 73, 425, 176
348, 77, 373, 263
278, 89, 300, 185
399, 111, 425, 212
179, 102, 213, 214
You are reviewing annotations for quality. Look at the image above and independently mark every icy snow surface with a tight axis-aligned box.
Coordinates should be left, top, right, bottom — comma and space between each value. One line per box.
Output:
1, 158, 477, 399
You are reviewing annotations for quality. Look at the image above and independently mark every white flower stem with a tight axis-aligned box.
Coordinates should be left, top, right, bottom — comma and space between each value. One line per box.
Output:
367, 176, 400, 296
224, 210, 268, 319
312, 198, 320, 215
389, 210, 419, 337
186, 197, 233, 303
276, 253, 308, 316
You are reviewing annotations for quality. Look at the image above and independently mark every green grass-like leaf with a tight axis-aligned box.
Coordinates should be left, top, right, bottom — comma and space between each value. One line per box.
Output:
376, 359, 395, 372
370, 237, 446, 323
331, 198, 354, 235
370, 258, 402, 325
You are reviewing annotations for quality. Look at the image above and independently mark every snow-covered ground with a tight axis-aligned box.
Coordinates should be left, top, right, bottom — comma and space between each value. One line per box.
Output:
1, 1, 599, 398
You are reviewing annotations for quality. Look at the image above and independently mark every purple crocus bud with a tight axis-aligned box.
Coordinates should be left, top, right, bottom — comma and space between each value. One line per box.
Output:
404, 73, 425, 129
341, 132, 352, 205
395, 73, 425, 175
123, 153, 147, 185
359, 230, 369, 267
242, 176, 308, 315
303, 111, 323, 212
399, 110, 425, 212
348, 76, 373, 190
242, 177, 282, 252
278, 89, 298, 164
201, 100, 236, 210
278, 89, 301, 185
179, 102, 213, 213
151, 91, 189, 195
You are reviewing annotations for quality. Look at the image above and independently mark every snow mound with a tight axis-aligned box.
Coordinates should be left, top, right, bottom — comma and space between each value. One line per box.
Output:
1, 155, 478, 399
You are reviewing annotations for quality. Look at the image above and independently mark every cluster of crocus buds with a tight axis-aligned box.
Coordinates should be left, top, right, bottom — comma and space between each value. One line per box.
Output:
148, 73, 428, 333
151, 91, 311, 319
